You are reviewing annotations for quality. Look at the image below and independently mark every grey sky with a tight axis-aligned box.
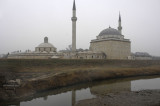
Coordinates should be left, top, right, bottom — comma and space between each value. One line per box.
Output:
0, 0, 160, 56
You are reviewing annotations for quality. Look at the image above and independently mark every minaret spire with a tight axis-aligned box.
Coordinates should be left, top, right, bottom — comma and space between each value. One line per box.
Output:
118, 12, 122, 35
73, 0, 76, 10
119, 12, 121, 22
71, 0, 77, 52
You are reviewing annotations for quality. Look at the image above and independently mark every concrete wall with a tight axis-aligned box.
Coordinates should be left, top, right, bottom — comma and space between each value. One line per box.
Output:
90, 40, 131, 59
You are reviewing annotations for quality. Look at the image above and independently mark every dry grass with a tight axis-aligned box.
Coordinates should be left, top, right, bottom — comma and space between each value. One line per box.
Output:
1, 59, 160, 91
22, 65, 160, 92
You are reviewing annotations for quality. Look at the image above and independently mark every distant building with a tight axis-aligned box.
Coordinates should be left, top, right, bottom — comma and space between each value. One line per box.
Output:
90, 13, 131, 59
35, 37, 57, 53
65, 1, 130, 60
152, 56, 160, 60
129, 52, 152, 60
63, 51, 106, 59
7, 37, 57, 59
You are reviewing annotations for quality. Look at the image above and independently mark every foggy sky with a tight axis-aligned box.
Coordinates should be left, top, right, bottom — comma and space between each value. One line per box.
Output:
0, 0, 160, 56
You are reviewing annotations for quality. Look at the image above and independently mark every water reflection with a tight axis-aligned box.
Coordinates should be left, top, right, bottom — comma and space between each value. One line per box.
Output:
131, 77, 160, 91
90, 80, 131, 95
3, 75, 160, 106
20, 88, 94, 106
72, 90, 75, 106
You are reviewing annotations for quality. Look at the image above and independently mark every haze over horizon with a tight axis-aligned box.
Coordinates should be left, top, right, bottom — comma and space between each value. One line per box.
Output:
0, 0, 160, 56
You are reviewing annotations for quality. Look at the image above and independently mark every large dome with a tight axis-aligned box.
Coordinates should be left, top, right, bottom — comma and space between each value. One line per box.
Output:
99, 27, 121, 36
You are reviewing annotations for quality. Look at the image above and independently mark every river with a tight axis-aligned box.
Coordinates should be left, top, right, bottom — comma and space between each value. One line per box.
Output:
8, 75, 160, 106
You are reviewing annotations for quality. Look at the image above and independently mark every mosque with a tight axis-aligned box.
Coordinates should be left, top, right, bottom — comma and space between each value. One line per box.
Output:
7, 0, 131, 60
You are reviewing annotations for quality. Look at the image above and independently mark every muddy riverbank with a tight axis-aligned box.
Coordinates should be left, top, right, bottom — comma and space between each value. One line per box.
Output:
75, 89, 160, 106
1, 75, 160, 106
0, 59, 160, 101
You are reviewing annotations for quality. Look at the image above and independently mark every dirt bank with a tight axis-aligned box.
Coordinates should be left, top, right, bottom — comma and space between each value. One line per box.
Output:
75, 90, 160, 106
0, 59, 160, 101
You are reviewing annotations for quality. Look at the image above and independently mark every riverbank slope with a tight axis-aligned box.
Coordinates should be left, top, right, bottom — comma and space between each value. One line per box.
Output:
0, 59, 160, 101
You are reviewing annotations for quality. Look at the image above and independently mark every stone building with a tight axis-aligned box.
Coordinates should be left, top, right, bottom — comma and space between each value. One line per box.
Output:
63, 51, 106, 59
90, 14, 131, 59
35, 37, 57, 53
129, 52, 152, 60
7, 37, 57, 59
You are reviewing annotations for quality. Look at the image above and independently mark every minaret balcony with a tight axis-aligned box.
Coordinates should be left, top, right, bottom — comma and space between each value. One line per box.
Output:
118, 26, 122, 30
71, 17, 77, 21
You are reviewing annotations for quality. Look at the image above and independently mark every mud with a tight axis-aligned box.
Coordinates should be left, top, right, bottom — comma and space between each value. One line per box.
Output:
75, 90, 160, 106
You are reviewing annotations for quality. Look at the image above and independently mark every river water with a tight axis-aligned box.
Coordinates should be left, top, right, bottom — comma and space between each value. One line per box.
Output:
9, 76, 160, 106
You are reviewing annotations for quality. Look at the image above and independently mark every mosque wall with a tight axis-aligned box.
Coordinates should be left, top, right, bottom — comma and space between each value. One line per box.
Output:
90, 40, 131, 59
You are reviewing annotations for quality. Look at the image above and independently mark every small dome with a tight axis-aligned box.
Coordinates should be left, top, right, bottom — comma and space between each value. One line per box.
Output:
37, 37, 56, 48
99, 27, 121, 36
35, 37, 57, 52
38, 43, 55, 48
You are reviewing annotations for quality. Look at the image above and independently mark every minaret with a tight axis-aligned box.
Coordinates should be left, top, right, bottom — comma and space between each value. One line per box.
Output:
118, 12, 122, 35
71, 0, 77, 52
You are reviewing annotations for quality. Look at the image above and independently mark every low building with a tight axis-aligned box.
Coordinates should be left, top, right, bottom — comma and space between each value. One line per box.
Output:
7, 37, 57, 59
63, 51, 106, 59
131, 52, 152, 60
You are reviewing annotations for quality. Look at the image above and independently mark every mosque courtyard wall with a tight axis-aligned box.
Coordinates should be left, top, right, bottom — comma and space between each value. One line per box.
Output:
7, 53, 56, 59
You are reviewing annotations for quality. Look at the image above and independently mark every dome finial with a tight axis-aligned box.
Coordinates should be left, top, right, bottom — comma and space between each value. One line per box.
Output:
44, 37, 48, 43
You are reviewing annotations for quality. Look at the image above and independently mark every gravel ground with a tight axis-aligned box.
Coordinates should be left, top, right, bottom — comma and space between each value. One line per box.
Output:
75, 90, 160, 106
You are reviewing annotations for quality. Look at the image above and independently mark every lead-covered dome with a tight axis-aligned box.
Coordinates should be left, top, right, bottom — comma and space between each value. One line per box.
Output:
99, 27, 121, 36
35, 37, 57, 53
38, 42, 55, 48
37, 37, 55, 48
